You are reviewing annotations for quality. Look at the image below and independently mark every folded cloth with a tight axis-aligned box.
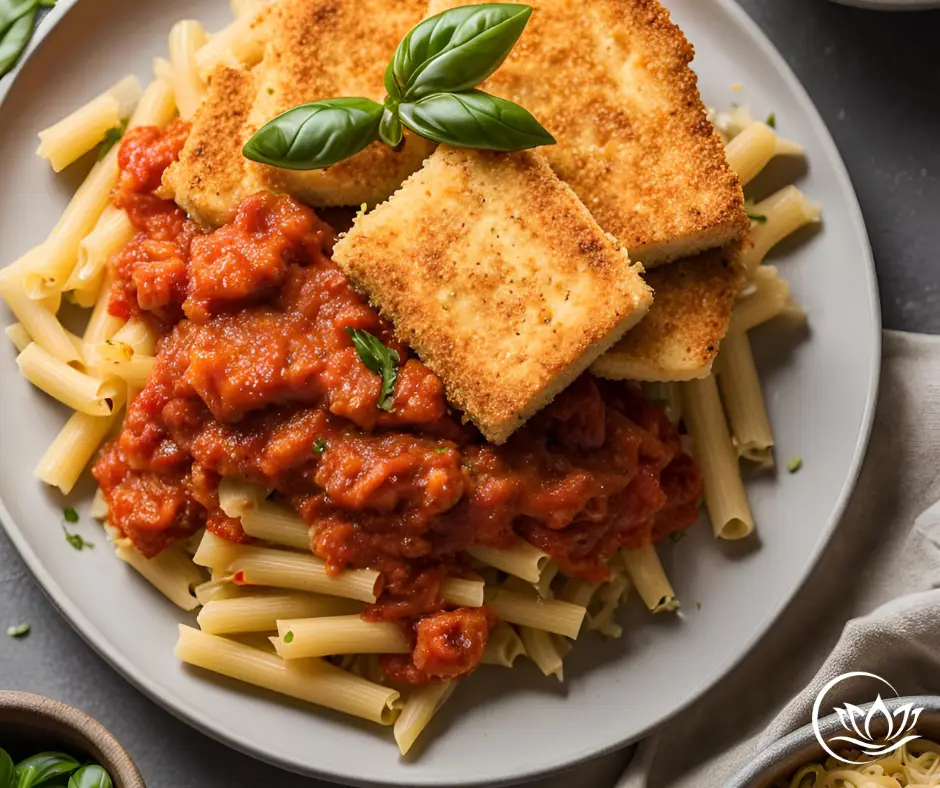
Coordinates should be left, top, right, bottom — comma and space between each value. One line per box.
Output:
612, 331, 940, 788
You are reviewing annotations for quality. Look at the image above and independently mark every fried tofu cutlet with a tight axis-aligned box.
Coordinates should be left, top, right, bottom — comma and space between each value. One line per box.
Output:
163, 0, 435, 227
333, 147, 653, 443
429, 0, 749, 267
591, 242, 746, 382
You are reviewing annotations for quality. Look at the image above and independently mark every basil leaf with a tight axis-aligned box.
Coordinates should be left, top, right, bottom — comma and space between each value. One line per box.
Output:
67, 765, 112, 788
97, 118, 128, 160
243, 97, 384, 170
399, 90, 554, 150
0, 2, 37, 78
14, 753, 79, 788
379, 108, 403, 147
344, 328, 400, 412
389, 4, 532, 100
0, 747, 14, 788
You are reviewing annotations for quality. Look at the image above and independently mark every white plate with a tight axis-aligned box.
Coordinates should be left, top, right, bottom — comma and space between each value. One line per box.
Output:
830, 0, 940, 9
0, 0, 880, 785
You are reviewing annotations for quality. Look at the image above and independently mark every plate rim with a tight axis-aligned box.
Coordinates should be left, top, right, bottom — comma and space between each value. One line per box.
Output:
0, 0, 882, 785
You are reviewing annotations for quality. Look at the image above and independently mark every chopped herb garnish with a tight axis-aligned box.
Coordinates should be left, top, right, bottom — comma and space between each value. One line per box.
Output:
63, 506, 79, 523
787, 456, 803, 473
695, 601, 702, 610
345, 327, 400, 412
7, 623, 30, 638
98, 117, 129, 160
747, 212, 768, 223
284, 630, 295, 644
669, 531, 686, 543
766, 111, 776, 128
63, 526, 94, 551
435, 447, 447, 455
312, 437, 327, 456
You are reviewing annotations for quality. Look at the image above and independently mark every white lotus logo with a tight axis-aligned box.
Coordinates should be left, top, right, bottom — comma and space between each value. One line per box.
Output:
812, 671, 923, 765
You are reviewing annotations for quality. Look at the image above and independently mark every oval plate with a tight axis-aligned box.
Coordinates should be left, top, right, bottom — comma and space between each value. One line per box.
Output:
0, 0, 880, 785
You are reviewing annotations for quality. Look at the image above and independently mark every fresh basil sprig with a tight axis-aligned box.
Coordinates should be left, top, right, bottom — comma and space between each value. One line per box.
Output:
0, 0, 55, 78
345, 327, 400, 412
399, 90, 553, 150
385, 4, 531, 100
243, 3, 553, 170
244, 98, 384, 170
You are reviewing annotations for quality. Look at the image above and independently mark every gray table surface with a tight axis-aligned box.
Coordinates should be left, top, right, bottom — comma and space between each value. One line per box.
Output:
2, 1, 939, 786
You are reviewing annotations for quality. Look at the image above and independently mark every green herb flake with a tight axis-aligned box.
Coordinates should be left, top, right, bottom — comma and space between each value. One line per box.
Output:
766, 111, 776, 128
345, 327, 400, 412
63, 506, 79, 523
7, 623, 30, 638
747, 212, 768, 223
284, 630, 295, 644
63, 526, 94, 551
434, 447, 447, 455
312, 437, 327, 456
787, 456, 803, 473
669, 531, 686, 543
695, 601, 702, 610
98, 118, 128, 160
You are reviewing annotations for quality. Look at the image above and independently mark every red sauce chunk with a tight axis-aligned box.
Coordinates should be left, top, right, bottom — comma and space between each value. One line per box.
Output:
93, 124, 703, 685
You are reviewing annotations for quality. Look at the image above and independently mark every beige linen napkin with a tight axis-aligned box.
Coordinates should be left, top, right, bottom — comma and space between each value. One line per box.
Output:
611, 330, 940, 788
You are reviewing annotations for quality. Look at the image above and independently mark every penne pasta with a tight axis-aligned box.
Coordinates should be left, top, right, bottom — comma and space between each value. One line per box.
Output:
194, 536, 379, 603
729, 265, 790, 335
175, 626, 400, 725
482, 622, 526, 667
129, 76, 177, 129
273, 615, 410, 659
104, 354, 155, 389
394, 681, 455, 756
622, 546, 679, 612
16, 343, 122, 416
533, 561, 559, 599
89, 487, 109, 520
95, 318, 158, 362
198, 591, 361, 635
236, 499, 311, 552
743, 186, 822, 274
5, 322, 31, 353
440, 577, 484, 608
23, 153, 121, 298
114, 541, 205, 611
36, 75, 142, 172
520, 627, 570, 681
169, 21, 208, 120
0, 262, 81, 364
558, 576, 599, 608
586, 570, 631, 636
466, 538, 550, 584
195, 13, 267, 80
724, 121, 804, 186
487, 590, 586, 639
715, 331, 775, 467
680, 376, 755, 539
34, 391, 126, 494
65, 206, 135, 302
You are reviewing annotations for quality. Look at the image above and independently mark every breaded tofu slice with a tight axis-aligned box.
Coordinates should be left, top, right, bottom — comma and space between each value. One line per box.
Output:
591, 242, 746, 381
332, 147, 653, 443
163, 0, 435, 227
428, 0, 749, 266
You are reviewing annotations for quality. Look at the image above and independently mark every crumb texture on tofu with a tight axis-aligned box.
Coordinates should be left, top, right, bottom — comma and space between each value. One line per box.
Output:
592, 242, 746, 382
164, 0, 435, 227
429, 0, 749, 265
333, 147, 653, 443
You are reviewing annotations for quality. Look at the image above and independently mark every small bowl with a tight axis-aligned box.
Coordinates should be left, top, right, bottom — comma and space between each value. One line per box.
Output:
726, 695, 940, 787
0, 692, 145, 788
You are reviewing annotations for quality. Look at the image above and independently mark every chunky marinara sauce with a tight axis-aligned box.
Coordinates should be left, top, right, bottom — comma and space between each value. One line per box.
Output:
93, 123, 703, 685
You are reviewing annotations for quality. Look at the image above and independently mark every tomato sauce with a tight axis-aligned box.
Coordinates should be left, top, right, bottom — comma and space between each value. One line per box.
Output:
93, 124, 702, 685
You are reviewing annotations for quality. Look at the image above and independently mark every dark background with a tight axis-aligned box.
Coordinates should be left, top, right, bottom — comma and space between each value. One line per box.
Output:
2, 1, 939, 786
